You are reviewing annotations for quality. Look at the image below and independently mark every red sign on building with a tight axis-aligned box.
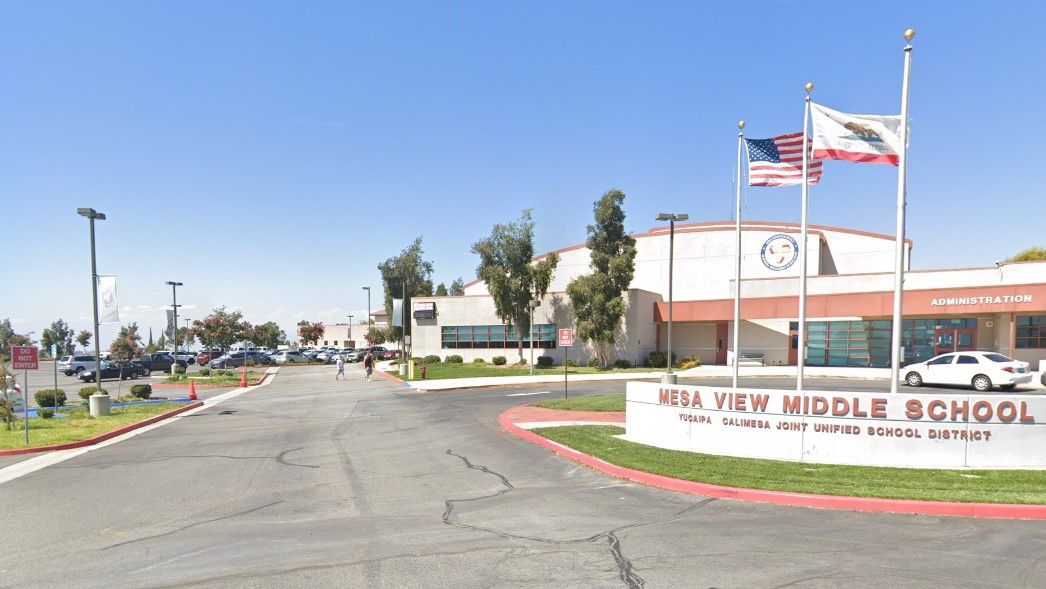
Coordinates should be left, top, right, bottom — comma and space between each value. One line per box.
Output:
11, 346, 38, 370
557, 328, 574, 347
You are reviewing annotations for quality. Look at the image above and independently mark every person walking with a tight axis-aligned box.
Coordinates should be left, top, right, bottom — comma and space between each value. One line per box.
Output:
363, 351, 374, 381
335, 354, 346, 381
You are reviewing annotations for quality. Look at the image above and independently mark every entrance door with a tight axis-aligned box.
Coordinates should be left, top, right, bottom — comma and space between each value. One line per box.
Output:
715, 323, 728, 365
934, 328, 975, 357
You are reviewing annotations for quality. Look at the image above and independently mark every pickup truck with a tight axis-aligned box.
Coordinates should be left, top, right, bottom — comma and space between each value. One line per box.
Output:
133, 353, 188, 374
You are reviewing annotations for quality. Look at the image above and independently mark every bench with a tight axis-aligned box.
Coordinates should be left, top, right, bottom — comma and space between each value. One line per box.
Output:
737, 352, 766, 366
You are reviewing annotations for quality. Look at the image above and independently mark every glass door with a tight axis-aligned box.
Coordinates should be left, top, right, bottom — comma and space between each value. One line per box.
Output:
934, 328, 976, 356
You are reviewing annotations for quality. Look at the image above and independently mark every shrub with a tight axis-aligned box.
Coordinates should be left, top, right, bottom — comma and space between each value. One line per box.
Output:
644, 351, 677, 368
245, 360, 257, 367
445, 355, 464, 364
586, 357, 601, 368
129, 384, 152, 399
473, 358, 486, 364
37, 409, 54, 419
565, 358, 578, 367
35, 388, 67, 408
78, 386, 108, 401
613, 359, 631, 369
492, 356, 507, 366
173, 365, 186, 375
676, 357, 701, 370
197, 367, 210, 376
218, 370, 235, 377
422, 355, 442, 365
536, 355, 554, 368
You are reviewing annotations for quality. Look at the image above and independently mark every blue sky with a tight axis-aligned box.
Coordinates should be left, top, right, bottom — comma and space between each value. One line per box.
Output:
2, 1, 1043, 345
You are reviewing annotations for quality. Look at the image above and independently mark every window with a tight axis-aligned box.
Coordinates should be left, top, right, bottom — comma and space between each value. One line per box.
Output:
1016, 315, 1046, 349
442, 324, 557, 349
984, 353, 1013, 363
927, 355, 954, 365
956, 355, 979, 364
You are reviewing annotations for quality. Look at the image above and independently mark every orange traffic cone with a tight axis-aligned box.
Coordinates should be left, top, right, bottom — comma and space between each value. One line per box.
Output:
188, 379, 198, 401
239, 369, 248, 388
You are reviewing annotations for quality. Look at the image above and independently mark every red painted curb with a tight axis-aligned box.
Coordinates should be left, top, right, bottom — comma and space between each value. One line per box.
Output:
498, 408, 1046, 520
375, 369, 408, 386
0, 402, 204, 457
152, 375, 266, 389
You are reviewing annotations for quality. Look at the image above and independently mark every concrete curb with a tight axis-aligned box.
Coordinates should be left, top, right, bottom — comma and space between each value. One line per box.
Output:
375, 369, 415, 389
498, 407, 1046, 520
0, 401, 204, 457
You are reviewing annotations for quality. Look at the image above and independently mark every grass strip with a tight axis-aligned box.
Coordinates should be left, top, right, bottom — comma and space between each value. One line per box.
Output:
532, 425, 1046, 505
165, 371, 263, 385
408, 363, 655, 381
0, 403, 185, 450
532, 393, 625, 412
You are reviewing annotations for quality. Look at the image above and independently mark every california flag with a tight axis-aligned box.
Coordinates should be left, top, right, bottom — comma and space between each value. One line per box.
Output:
810, 102, 903, 165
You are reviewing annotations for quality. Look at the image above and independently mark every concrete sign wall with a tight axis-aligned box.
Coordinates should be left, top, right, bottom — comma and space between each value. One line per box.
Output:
624, 382, 1046, 469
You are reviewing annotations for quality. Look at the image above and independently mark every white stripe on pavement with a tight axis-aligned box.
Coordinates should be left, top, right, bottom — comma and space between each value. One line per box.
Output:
505, 391, 550, 397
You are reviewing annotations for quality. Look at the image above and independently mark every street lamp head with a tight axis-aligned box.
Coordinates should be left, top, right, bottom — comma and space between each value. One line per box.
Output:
657, 213, 688, 222
165, 281, 183, 286
656, 213, 672, 221
77, 208, 105, 220
676, 214, 689, 221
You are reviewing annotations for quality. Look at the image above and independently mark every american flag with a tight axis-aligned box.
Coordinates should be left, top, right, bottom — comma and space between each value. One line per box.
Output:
745, 132, 822, 187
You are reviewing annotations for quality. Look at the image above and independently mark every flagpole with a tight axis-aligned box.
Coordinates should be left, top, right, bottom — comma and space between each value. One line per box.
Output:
733, 120, 745, 389
796, 82, 813, 394
890, 29, 915, 394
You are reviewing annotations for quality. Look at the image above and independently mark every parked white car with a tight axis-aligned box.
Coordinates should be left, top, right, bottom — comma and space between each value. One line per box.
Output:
903, 352, 1033, 392
57, 355, 99, 376
273, 350, 306, 364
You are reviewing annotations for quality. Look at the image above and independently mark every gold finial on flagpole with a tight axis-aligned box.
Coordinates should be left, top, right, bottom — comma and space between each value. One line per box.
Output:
804, 82, 814, 94
904, 28, 915, 41
738, 120, 745, 130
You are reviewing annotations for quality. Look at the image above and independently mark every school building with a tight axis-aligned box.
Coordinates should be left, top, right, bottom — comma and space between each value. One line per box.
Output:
405, 221, 1046, 369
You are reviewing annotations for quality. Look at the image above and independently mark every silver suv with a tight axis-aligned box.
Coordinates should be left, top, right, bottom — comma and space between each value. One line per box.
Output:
57, 355, 99, 376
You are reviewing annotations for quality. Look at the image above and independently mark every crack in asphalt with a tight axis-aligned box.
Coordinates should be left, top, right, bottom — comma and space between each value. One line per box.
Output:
101, 500, 284, 550
442, 448, 716, 589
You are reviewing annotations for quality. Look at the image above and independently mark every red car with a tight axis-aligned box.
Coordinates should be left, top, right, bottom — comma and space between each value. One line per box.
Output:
196, 349, 223, 365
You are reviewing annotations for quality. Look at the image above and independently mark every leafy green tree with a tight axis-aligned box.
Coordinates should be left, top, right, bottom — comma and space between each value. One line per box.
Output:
378, 237, 434, 341
250, 321, 287, 350
297, 321, 324, 346
434, 283, 449, 296
472, 209, 559, 362
76, 330, 92, 353
157, 333, 167, 350
567, 189, 637, 367
191, 307, 248, 351
1008, 246, 1046, 262
449, 278, 465, 296
365, 325, 388, 346
40, 319, 75, 357
109, 323, 143, 363
0, 318, 34, 362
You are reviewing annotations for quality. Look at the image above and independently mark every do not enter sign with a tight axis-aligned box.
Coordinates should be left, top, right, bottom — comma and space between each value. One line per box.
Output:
557, 328, 574, 347
12, 346, 38, 370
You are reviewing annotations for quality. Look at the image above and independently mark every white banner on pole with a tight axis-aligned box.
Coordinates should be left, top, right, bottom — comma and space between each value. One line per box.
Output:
391, 299, 404, 327
97, 275, 119, 324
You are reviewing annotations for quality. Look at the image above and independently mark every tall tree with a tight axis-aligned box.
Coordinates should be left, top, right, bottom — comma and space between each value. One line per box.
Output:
250, 321, 287, 350
76, 330, 92, 353
365, 325, 388, 346
191, 306, 248, 351
109, 323, 143, 363
378, 237, 434, 341
40, 319, 74, 357
0, 319, 34, 362
297, 321, 324, 346
566, 189, 637, 366
434, 283, 449, 296
472, 209, 559, 363
449, 278, 465, 296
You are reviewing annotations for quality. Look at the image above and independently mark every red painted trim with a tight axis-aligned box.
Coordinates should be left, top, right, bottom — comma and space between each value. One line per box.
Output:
814, 148, 898, 165
375, 368, 408, 386
152, 373, 269, 389
499, 408, 1046, 520
0, 402, 204, 457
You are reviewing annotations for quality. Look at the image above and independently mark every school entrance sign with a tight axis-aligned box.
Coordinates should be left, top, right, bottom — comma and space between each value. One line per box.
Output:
623, 381, 1046, 469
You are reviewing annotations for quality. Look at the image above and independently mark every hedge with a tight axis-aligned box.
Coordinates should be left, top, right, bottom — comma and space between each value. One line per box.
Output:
35, 388, 67, 408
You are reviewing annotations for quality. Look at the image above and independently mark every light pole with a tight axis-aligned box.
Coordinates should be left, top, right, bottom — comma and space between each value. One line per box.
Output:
657, 212, 688, 384
77, 207, 109, 415
347, 314, 354, 346
166, 281, 183, 373
528, 299, 540, 374
362, 286, 372, 326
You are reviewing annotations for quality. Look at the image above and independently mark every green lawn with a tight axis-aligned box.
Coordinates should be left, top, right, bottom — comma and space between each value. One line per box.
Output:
532, 393, 626, 412
532, 425, 1046, 505
407, 363, 657, 381
165, 371, 264, 385
1, 403, 186, 450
